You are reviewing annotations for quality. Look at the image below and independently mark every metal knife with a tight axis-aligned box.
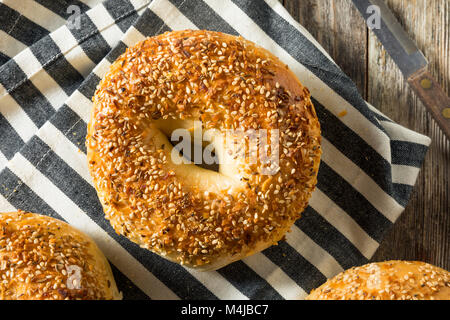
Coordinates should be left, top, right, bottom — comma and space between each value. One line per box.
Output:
352, 0, 450, 139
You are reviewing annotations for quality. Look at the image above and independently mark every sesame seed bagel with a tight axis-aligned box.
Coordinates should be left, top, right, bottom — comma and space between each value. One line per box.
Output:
0, 211, 121, 300
307, 260, 450, 300
87, 30, 321, 270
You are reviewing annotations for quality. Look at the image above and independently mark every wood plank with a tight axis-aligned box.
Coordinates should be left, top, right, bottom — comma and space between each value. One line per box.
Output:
367, 0, 449, 270
282, 0, 369, 98
282, 0, 449, 271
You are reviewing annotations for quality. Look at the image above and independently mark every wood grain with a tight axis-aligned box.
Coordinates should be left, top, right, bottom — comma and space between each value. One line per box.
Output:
282, 0, 368, 97
282, 0, 449, 270
366, 0, 449, 270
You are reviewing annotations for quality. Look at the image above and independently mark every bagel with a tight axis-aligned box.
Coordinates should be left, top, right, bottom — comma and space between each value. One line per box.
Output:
307, 260, 450, 300
87, 30, 321, 270
0, 211, 120, 300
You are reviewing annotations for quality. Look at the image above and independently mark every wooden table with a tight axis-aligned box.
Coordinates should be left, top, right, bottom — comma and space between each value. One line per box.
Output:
281, 0, 449, 270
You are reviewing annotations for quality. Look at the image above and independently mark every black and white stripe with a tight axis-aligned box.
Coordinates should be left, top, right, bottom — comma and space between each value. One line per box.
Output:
0, 0, 149, 170
0, 0, 102, 67
0, 0, 431, 299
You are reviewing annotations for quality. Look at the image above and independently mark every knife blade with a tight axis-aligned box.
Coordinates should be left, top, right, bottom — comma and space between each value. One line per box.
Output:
352, 0, 450, 139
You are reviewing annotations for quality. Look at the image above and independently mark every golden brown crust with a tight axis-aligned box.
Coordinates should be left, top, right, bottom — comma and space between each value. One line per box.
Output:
87, 30, 321, 270
307, 260, 450, 300
0, 211, 121, 300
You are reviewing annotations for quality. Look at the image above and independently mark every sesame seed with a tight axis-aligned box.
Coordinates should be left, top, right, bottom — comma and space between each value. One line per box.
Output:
87, 30, 322, 269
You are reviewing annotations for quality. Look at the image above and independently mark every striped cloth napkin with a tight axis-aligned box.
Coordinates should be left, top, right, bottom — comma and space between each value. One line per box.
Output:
0, 0, 431, 300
